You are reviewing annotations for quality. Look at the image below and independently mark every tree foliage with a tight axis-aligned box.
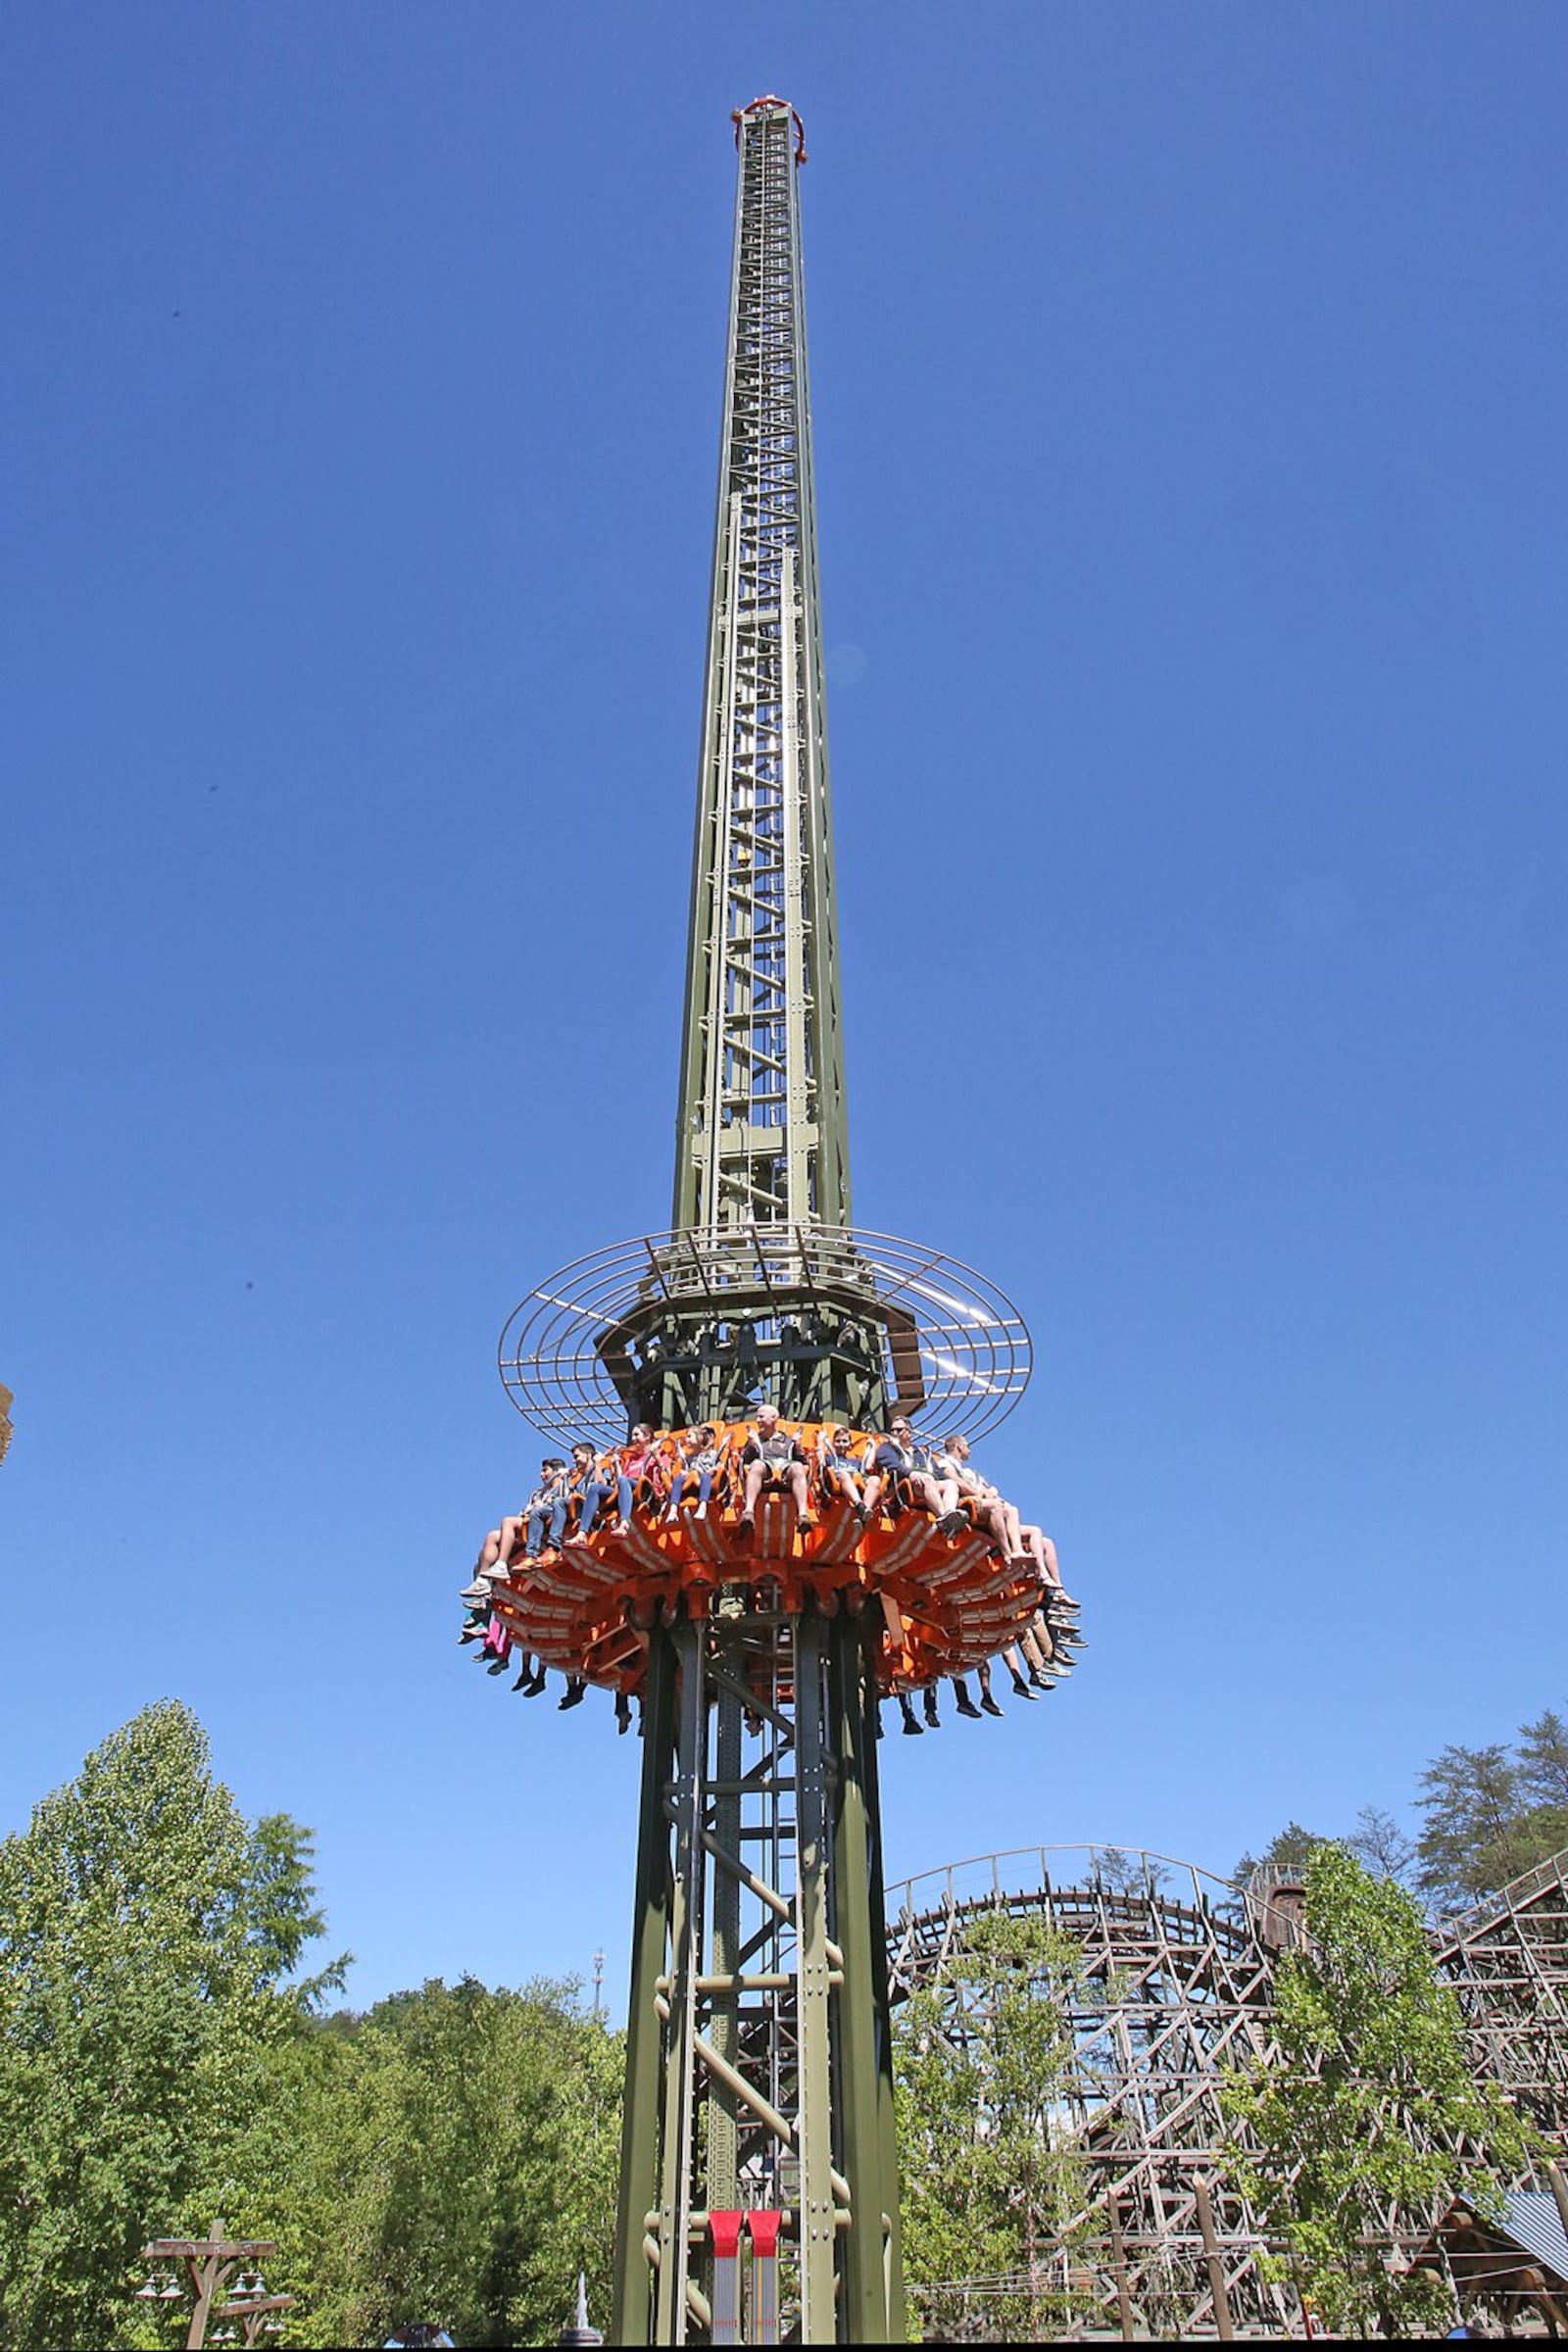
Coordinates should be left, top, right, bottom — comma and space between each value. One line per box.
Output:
1416, 1714, 1568, 1913
1221, 1843, 1538, 2339
223, 1976, 620, 2348
0, 1702, 328, 2349
1233, 1820, 1329, 1886
1238, 1701, 1568, 1918
894, 1910, 1093, 2342
0, 1703, 620, 2352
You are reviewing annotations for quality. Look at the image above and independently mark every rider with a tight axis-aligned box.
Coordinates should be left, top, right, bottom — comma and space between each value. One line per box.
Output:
737, 1403, 815, 1536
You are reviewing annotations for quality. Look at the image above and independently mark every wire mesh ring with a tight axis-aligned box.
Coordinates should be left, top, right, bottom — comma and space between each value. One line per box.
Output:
498, 1222, 1033, 1450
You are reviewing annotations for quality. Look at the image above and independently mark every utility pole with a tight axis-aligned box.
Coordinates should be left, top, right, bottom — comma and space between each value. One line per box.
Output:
138, 2225, 293, 2352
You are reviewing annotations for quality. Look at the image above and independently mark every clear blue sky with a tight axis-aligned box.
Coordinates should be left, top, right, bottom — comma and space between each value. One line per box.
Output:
5, 3, 1565, 2008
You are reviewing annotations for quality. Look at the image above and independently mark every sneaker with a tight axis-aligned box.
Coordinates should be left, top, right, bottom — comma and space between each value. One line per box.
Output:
459, 1628, 481, 1645
737, 1516, 755, 1537
922, 1695, 941, 1730
900, 1708, 923, 1737
511, 1665, 533, 1692
799, 1513, 818, 1533
1010, 1675, 1038, 1702
559, 1679, 587, 1711
614, 1694, 632, 1734
693, 1503, 708, 1521
485, 1655, 510, 1676
936, 1509, 967, 1539
955, 1691, 982, 1721
981, 1693, 1004, 1718
459, 1579, 492, 1602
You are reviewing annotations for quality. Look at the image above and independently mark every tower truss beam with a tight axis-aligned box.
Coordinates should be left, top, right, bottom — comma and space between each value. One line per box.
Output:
674, 99, 848, 1238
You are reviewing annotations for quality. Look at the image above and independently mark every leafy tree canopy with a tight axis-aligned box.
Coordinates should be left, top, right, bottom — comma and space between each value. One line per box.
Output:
1416, 1717, 1568, 1914
0, 1700, 339, 2350
1233, 1821, 1330, 1886
895, 1909, 1095, 2342
1221, 1843, 1538, 2339
1238, 1701, 1568, 1917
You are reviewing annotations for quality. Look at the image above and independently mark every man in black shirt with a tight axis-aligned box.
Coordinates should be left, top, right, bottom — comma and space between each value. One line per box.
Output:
861, 1417, 964, 1534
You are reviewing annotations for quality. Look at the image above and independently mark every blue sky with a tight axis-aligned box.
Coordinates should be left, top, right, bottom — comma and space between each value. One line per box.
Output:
5, 2, 1565, 2008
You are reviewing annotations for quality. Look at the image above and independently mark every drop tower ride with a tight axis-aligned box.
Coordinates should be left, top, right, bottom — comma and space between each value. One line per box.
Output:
478, 98, 1078, 2345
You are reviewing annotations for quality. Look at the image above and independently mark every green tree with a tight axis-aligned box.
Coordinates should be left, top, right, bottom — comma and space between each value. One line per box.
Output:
1345, 1804, 1418, 1888
1517, 1708, 1568, 1814
226, 1977, 621, 2348
1233, 1821, 1329, 1886
895, 1910, 1093, 2342
0, 1701, 334, 2351
1415, 1741, 1551, 1912
1221, 1842, 1537, 2338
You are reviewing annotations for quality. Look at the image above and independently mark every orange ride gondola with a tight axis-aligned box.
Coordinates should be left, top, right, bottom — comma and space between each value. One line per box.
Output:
480, 1419, 1068, 1702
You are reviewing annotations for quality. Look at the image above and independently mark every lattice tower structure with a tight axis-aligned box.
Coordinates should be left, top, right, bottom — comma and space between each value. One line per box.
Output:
673, 98, 847, 1239
479, 96, 1078, 2347
615, 101, 891, 2349
886, 1843, 1568, 2339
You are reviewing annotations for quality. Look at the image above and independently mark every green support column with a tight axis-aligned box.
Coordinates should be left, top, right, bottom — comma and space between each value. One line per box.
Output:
858, 1621, 908, 2342
612, 1630, 678, 2347
828, 1617, 900, 2342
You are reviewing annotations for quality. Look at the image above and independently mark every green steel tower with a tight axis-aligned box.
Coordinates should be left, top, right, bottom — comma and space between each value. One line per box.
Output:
481, 95, 1073, 2346
672, 99, 848, 1241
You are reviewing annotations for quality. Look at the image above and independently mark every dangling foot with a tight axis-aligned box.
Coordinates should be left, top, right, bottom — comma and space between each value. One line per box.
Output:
922, 1691, 941, 1730
981, 1691, 1004, 1717
524, 1671, 550, 1697
955, 1689, 982, 1721
559, 1678, 587, 1711
1010, 1672, 1038, 1701
900, 1698, 923, 1737
614, 1692, 632, 1734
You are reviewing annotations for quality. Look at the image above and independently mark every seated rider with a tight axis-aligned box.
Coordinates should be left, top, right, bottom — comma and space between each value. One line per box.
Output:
1019, 1523, 1077, 1607
738, 1403, 815, 1535
461, 1465, 548, 1599
612, 1423, 664, 1535
567, 1439, 614, 1542
523, 1457, 571, 1559
933, 1432, 1022, 1558
861, 1417, 964, 1533
663, 1424, 723, 1521
815, 1424, 870, 1521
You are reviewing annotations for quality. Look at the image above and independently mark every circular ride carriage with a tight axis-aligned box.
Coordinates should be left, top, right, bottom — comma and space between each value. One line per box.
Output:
480, 1225, 1079, 1704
